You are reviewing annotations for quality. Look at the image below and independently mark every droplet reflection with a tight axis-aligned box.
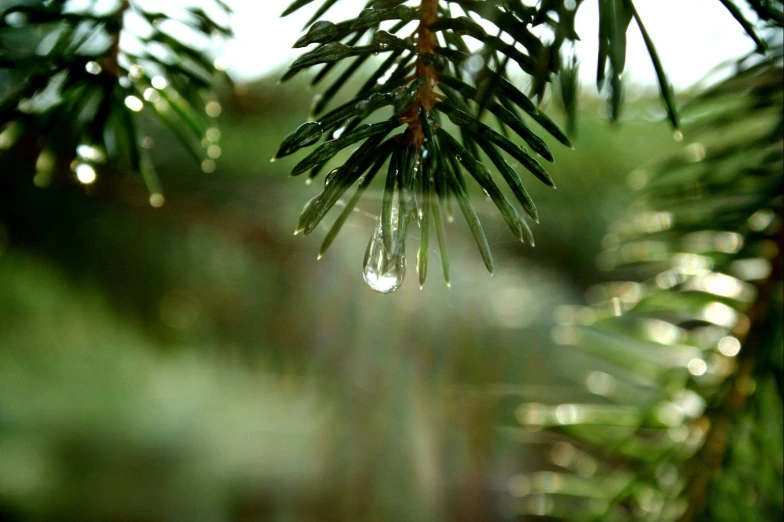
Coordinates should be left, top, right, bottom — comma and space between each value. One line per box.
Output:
74, 163, 97, 185
124, 95, 144, 112
85, 61, 102, 75
363, 218, 405, 294
717, 336, 741, 357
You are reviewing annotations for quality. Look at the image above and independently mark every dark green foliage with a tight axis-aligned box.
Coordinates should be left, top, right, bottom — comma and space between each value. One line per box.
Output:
0, 0, 231, 200
279, 0, 762, 293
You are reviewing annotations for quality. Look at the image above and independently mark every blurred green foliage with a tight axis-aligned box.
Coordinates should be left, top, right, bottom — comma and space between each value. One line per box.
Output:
1, 76, 686, 521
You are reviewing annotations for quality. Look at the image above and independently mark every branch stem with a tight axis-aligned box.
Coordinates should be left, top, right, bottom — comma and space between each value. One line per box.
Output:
401, 0, 440, 148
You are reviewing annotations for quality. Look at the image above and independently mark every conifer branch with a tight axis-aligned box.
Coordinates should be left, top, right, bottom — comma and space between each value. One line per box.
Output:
279, 0, 769, 292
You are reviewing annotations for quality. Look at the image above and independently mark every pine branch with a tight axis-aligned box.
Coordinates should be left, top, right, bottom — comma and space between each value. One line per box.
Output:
278, 0, 568, 293
279, 0, 768, 293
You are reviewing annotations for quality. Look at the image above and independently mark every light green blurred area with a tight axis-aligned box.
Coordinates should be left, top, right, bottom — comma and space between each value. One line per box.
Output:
0, 76, 685, 521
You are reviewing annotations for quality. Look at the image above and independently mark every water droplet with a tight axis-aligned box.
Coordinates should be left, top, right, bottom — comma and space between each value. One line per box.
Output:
325, 168, 340, 187
128, 64, 144, 81
333, 126, 347, 139
363, 218, 405, 294
74, 162, 97, 185
124, 95, 144, 112
143, 88, 160, 102
151, 75, 168, 90
206, 128, 221, 141
683, 142, 706, 162
205, 101, 222, 117
76, 144, 105, 163
748, 209, 775, 232
201, 159, 216, 173
288, 121, 322, 151
207, 144, 222, 159
464, 53, 485, 75
373, 30, 396, 49
687, 358, 707, 376
85, 61, 102, 75
149, 193, 165, 207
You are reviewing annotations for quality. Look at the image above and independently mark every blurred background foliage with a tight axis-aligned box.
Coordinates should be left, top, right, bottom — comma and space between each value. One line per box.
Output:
0, 1, 782, 521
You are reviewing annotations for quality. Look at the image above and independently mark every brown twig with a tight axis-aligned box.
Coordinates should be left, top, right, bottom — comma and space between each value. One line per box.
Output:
400, 0, 440, 148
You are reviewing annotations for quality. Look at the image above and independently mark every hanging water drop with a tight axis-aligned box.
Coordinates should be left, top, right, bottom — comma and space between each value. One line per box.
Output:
363, 218, 405, 294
